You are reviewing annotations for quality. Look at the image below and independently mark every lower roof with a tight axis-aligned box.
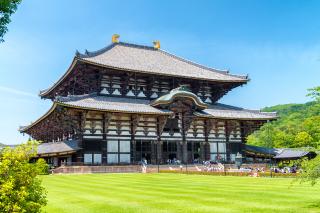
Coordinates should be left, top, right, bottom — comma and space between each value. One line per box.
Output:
196, 103, 277, 120
21, 94, 277, 133
245, 144, 316, 159
56, 94, 171, 115
245, 144, 278, 156
273, 149, 314, 159
37, 140, 80, 156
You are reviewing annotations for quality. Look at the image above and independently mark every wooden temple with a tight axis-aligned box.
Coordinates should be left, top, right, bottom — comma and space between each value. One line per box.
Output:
20, 35, 277, 166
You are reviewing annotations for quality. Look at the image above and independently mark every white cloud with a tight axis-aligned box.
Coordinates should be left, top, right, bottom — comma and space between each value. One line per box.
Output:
0, 86, 37, 98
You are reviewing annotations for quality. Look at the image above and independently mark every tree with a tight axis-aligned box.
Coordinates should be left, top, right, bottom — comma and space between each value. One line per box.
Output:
0, 0, 21, 42
299, 155, 320, 186
307, 86, 320, 102
294, 131, 315, 148
0, 141, 47, 213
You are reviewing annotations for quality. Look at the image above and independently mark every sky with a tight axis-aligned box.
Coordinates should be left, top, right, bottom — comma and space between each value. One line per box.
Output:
0, 0, 319, 144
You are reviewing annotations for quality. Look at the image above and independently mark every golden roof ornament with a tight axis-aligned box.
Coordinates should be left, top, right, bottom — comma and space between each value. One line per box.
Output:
153, 40, 160, 49
112, 34, 120, 43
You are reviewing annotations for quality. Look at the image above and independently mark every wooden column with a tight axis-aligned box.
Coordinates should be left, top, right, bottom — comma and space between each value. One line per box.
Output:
157, 116, 167, 164
156, 117, 162, 164
240, 121, 246, 160
102, 113, 106, 140
203, 119, 210, 161
225, 120, 230, 162
77, 111, 87, 163
131, 115, 136, 164
181, 113, 188, 164
200, 142, 205, 162
151, 141, 156, 164
177, 141, 182, 162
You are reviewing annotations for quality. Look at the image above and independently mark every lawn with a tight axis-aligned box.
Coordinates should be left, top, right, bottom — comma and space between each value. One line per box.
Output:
42, 173, 320, 213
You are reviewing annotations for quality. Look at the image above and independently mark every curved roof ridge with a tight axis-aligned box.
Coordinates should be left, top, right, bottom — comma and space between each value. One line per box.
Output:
78, 41, 248, 79
77, 43, 116, 58
78, 42, 156, 58
158, 49, 228, 74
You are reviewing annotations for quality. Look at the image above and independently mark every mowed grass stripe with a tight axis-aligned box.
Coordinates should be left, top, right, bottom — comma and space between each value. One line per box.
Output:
42, 173, 320, 213
43, 174, 318, 211
43, 173, 310, 211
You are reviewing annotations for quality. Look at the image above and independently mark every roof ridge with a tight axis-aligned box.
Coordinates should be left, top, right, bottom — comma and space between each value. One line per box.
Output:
77, 43, 116, 58
78, 41, 248, 79
158, 49, 230, 75
77, 42, 157, 58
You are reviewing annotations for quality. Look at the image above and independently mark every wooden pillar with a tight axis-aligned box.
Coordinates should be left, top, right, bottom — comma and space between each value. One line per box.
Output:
157, 141, 162, 164
157, 116, 167, 164
131, 115, 136, 164
151, 141, 156, 164
181, 113, 188, 164
200, 142, 205, 162
225, 120, 230, 162
102, 113, 106, 140
77, 111, 87, 163
175, 141, 181, 161
240, 121, 246, 161
203, 119, 209, 162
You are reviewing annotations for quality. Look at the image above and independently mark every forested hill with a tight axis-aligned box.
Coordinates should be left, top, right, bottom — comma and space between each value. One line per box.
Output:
247, 101, 320, 148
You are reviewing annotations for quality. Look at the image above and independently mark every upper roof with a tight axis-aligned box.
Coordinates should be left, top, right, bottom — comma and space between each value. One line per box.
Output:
40, 41, 248, 97
78, 42, 248, 82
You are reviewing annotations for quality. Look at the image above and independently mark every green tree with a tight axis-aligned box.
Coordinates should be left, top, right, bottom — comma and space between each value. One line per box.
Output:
0, 0, 21, 42
0, 141, 47, 213
307, 86, 320, 102
247, 86, 320, 148
299, 155, 320, 186
294, 131, 315, 148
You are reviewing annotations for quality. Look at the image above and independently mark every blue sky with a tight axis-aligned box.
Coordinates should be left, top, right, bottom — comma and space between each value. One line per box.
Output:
1, 0, 319, 144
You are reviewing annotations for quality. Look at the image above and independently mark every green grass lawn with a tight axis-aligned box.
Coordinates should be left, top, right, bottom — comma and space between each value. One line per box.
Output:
42, 173, 320, 213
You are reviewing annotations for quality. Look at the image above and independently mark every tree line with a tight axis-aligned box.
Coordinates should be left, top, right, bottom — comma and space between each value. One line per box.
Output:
247, 86, 320, 149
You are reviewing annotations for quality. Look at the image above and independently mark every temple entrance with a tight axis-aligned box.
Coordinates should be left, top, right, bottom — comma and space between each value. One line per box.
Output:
162, 141, 179, 164
187, 141, 201, 163
141, 153, 151, 163
168, 153, 177, 160
135, 140, 152, 164
193, 153, 200, 163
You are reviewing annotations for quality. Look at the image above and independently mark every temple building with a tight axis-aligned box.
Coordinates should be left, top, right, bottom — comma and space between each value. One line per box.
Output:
20, 35, 277, 166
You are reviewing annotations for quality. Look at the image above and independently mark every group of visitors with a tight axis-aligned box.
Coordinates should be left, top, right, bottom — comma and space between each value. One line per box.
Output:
166, 158, 181, 165
203, 161, 224, 172
272, 166, 298, 173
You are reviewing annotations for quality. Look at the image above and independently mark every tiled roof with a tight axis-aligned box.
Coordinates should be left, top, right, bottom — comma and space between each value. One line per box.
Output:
195, 103, 277, 120
245, 145, 316, 159
38, 140, 80, 155
56, 93, 172, 115
40, 42, 248, 97
273, 149, 312, 159
78, 42, 248, 82
245, 144, 278, 156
